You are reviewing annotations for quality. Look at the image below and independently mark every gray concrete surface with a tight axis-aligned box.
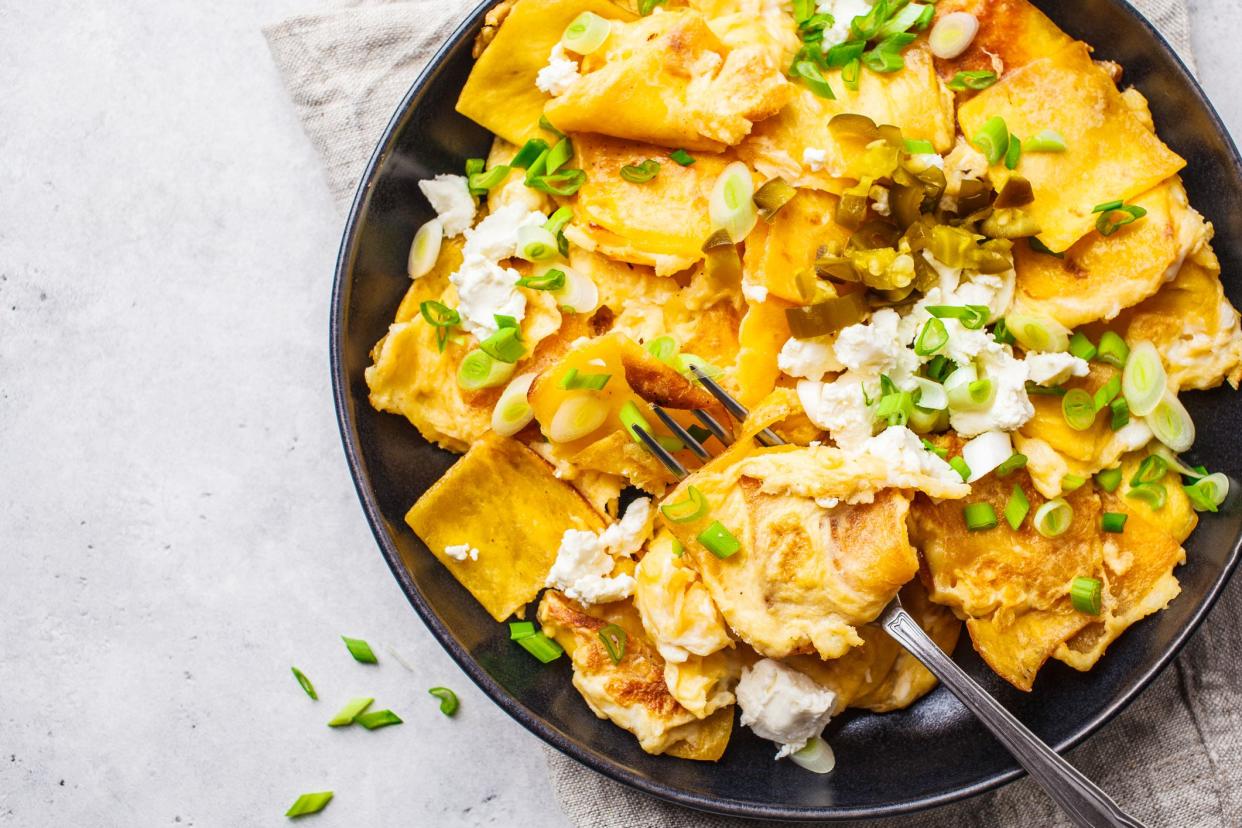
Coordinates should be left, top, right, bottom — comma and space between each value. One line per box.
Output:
0, 1, 1240, 826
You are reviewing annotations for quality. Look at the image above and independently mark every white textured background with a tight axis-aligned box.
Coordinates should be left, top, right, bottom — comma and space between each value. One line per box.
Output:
0, 1, 1238, 826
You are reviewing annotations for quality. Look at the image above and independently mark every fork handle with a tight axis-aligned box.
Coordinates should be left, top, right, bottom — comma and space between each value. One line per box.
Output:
880, 606, 1146, 828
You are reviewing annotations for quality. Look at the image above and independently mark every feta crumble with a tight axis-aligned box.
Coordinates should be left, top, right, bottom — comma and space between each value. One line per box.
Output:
536, 44, 581, 96
853, 426, 966, 491
1026, 352, 1090, 386
949, 344, 1035, 437
797, 376, 877, 451
443, 543, 479, 562
816, 0, 876, 49
778, 337, 842, 381
737, 658, 837, 759
418, 174, 476, 238
742, 283, 769, 303
833, 309, 920, 388
545, 498, 652, 605
802, 147, 829, 172
450, 204, 547, 338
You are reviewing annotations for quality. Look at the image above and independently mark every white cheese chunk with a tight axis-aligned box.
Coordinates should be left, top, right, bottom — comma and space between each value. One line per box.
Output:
737, 658, 837, 759
418, 174, 476, 238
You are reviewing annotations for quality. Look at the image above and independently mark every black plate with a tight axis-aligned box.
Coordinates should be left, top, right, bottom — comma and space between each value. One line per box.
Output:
331, 1, 1242, 819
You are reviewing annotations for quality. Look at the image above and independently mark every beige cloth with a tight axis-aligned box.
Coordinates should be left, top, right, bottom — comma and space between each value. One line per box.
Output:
264, 3, 1239, 826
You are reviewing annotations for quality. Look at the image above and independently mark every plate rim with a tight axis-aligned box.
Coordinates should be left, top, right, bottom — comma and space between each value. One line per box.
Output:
329, 0, 1242, 819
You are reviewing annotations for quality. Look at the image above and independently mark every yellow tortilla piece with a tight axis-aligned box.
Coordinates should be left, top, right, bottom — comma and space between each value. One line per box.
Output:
733, 298, 791, 409
456, 0, 635, 147
687, 0, 800, 66
1011, 177, 1207, 328
742, 189, 850, 304
932, 0, 1073, 80
538, 590, 734, 759
394, 238, 464, 323
406, 436, 605, 621
1107, 244, 1242, 391
957, 41, 1185, 253
544, 9, 791, 150
567, 134, 732, 274
738, 42, 955, 193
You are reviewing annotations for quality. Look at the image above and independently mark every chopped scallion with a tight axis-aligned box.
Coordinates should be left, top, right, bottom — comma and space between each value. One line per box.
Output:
341, 636, 378, 664
291, 667, 317, 701
922, 439, 949, 459
1024, 130, 1067, 153
1096, 331, 1129, 368
926, 304, 990, 329
949, 456, 972, 482
791, 59, 836, 98
1070, 576, 1102, 615
1093, 374, 1122, 412
904, 138, 936, 155
512, 139, 549, 169
1068, 332, 1097, 361
618, 399, 651, 442
972, 116, 1009, 166
1148, 391, 1195, 453
661, 485, 708, 523
1131, 454, 1169, 486
698, 521, 741, 558
328, 697, 373, 727
1096, 467, 1123, 493
1109, 398, 1130, 431
914, 317, 949, 356
561, 11, 611, 55
670, 149, 695, 166
355, 709, 403, 730
285, 792, 334, 819
1061, 389, 1096, 431
1062, 474, 1088, 492
1033, 498, 1073, 538
428, 687, 459, 716
1092, 200, 1147, 236
517, 632, 564, 662
1185, 473, 1230, 512
964, 502, 998, 531
1101, 512, 1128, 533
947, 70, 997, 91
1004, 134, 1022, 170
995, 453, 1028, 477
1122, 341, 1166, 417
598, 624, 627, 664
1126, 481, 1167, 510
479, 326, 526, 364
620, 158, 661, 184
509, 621, 536, 640
1005, 485, 1030, 530
516, 268, 567, 291
558, 367, 611, 391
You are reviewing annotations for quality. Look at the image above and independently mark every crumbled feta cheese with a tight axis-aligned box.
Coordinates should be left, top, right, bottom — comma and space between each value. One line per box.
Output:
737, 658, 837, 759
814, 496, 840, 509
797, 377, 876, 451
443, 543, 479, 562
1025, 352, 1090, 386
598, 498, 652, 558
949, 344, 1035, 437
853, 426, 965, 491
536, 43, 581, 96
450, 204, 547, 338
743, 283, 769, 303
869, 185, 891, 216
909, 153, 945, 171
816, 0, 876, 49
545, 499, 652, 604
833, 309, 920, 387
778, 337, 842, 381
418, 174, 476, 237
803, 147, 829, 172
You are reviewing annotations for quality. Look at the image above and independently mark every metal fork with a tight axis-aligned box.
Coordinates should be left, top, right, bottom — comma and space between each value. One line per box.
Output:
633, 365, 1145, 828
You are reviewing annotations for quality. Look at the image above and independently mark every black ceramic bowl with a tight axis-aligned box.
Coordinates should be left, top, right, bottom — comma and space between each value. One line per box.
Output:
332, 1, 1242, 819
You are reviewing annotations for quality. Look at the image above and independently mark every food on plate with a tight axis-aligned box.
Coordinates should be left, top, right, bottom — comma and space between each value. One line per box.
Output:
368, 0, 1241, 767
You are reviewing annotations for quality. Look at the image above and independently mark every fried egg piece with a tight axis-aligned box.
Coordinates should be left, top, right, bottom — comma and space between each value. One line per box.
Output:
742, 189, 852, 304
1011, 177, 1208, 328
537, 590, 735, 759
544, 9, 791, 150
737, 41, 955, 193
957, 40, 1185, 253
635, 531, 734, 663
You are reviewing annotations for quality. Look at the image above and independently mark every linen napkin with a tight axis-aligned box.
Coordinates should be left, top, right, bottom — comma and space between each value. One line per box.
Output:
265, 3, 1241, 825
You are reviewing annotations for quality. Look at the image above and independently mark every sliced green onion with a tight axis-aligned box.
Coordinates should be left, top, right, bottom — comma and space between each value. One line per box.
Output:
620, 158, 661, 184
545, 205, 573, 234
687, 424, 714, 445
1005, 485, 1030, 530
656, 435, 684, 453
878, 2, 932, 37
538, 113, 564, 137
512, 138, 550, 169
949, 456, 972, 482
904, 138, 936, 155
1070, 576, 1102, 615
1062, 474, 1088, 492
558, 367, 611, 391
849, 0, 888, 39
1027, 382, 1068, 397
926, 304, 990, 329
826, 39, 866, 68
291, 667, 317, 701
286, 792, 334, 819
996, 453, 1029, 477
598, 623, 627, 664
1093, 374, 1122, 412
646, 335, 678, 363
754, 177, 797, 221
1004, 134, 1022, 170
1109, 397, 1130, 431
517, 225, 559, 261
1096, 331, 1130, 368
1028, 236, 1064, 258
791, 59, 835, 98
551, 265, 600, 314
1147, 391, 1195, 453
428, 687, 459, 716
1025, 130, 1067, 153
1185, 473, 1230, 512
947, 70, 997, 91
862, 36, 912, 73
561, 11, 611, 55
710, 162, 758, 242
925, 354, 955, 383
697, 521, 741, 558
841, 56, 862, 90
465, 157, 485, 185
930, 11, 980, 59
1121, 341, 1166, 417
341, 636, 378, 664
1061, 388, 1096, 431
1096, 467, 1123, 493
790, 736, 836, 774
547, 395, 608, 442
913, 318, 949, 357
922, 439, 949, 459
670, 149, 695, 166
545, 137, 574, 175
1101, 512, 1128, 533
1131, 454, 1169, 486
1093, 201, 1147, 236
1068, 332, 1097, 361
528, 168, 587, 196
408, 219, 443, 279
618, 399, 652, 443
458, 349, 516, 391
516, 267, 567, 291
912, 377, 948, 411
909, 404, 944, 434
355, 709, 403, 730
509, 621, 536, 640
479, 326, 525, 364
875, 390, 915, 427
989, 318, 1015, 346
972, 116, 1009, 165
517, 631, 564, 662
327, 697, 373, 727
468, 164, 510, 194
1033, 498, 1073, 537
1127, 481, 1167, 510
492, 372, 537, 437
1005, 312, 1071, 353
948, 378, 995, 412
964, 502, 998, 531
420, 299, 461, 349
662, 485, 708, 523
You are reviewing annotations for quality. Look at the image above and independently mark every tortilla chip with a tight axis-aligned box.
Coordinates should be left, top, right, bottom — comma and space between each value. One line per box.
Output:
406, 436, 606, 621
456, 0, 636, 146
957, 41, 1185, 253
742, 189, 851, 304
932, 0, 1073, 81
733, 298, 792, 408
